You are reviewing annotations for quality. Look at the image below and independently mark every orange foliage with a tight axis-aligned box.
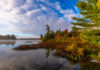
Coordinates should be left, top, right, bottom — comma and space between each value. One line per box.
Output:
56, 34, 62, 39
64, 29, 68, 34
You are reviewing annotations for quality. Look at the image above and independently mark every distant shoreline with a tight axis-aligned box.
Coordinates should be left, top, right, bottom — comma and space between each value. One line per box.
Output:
17, 38, 40, 40
0, 38, 40, 40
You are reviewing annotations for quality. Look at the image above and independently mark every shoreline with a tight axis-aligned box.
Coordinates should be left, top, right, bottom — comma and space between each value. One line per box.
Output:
13, 42, 92, 62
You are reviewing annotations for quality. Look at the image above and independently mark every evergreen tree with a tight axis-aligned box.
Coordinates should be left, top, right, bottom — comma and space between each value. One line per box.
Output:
72, 0, 100, 45
40, 34, 44, 39
71, 0, 100, 37
71, 17, 86, 37
76, 0, 100, 28
46, 25, 50, 34
41, 25, 55, 42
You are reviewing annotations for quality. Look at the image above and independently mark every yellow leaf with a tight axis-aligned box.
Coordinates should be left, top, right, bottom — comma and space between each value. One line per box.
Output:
97, 0, 100, 10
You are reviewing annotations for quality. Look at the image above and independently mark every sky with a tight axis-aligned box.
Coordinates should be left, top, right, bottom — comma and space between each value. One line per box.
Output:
0, 0, 80, 38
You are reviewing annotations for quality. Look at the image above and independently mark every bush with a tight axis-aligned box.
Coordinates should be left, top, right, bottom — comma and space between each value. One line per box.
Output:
80, 29, 100, 46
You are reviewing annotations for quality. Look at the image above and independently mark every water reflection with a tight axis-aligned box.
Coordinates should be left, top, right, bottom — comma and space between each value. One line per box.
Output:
0, 49, 81, 70
0, 40, 15, 45
0, 40, 99, 70
0, 40, 40, 48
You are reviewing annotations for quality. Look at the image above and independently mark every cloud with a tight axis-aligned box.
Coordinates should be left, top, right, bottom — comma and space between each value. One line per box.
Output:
0, 49, 78, 70
0, 0, 79, 37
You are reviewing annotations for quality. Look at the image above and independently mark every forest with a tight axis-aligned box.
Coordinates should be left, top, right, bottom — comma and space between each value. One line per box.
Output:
40, 0, 100, 61
0, 35, 16, 40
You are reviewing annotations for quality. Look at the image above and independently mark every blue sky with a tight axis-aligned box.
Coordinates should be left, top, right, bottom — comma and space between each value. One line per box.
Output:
0, 0, 80, 38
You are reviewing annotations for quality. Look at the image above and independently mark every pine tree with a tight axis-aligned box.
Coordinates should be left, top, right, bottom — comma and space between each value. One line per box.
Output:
76, 0, 100, 28
71, 16, 88, 37
72, 0, 100, 45
46, 25, 50, 34
71, 0, 100, 36
40, 34, 43, 39
41, 25, 55, 42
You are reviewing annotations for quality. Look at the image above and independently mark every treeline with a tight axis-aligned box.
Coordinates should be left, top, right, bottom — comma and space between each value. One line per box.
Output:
40, 0, 100, 61
40, 25, 79, 42
41, 0, 100, 45
0, 35, 16, 40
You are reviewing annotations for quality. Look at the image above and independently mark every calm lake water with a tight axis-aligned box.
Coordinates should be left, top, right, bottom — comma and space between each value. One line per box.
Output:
0, 40, 100, 70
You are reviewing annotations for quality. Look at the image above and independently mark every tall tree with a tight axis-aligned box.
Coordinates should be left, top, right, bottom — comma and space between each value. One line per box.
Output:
71, 0, 100, 36
72, 0, 100, 45
76, 0, 100, 28
46, 25, 50, 34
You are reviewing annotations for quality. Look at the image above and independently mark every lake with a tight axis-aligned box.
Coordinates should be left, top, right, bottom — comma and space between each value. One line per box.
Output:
0, 40, 100, 70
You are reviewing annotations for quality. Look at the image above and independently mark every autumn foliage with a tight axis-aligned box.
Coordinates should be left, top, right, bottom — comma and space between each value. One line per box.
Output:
56, 34, 62, 39
97, 0, 100, 10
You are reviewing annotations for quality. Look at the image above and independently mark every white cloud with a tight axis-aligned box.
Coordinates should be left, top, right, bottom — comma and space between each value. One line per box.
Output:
61, 9, 76, 21
26, 9, 41, 16
0, 0, 79, 37
55, 2, 79, 21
